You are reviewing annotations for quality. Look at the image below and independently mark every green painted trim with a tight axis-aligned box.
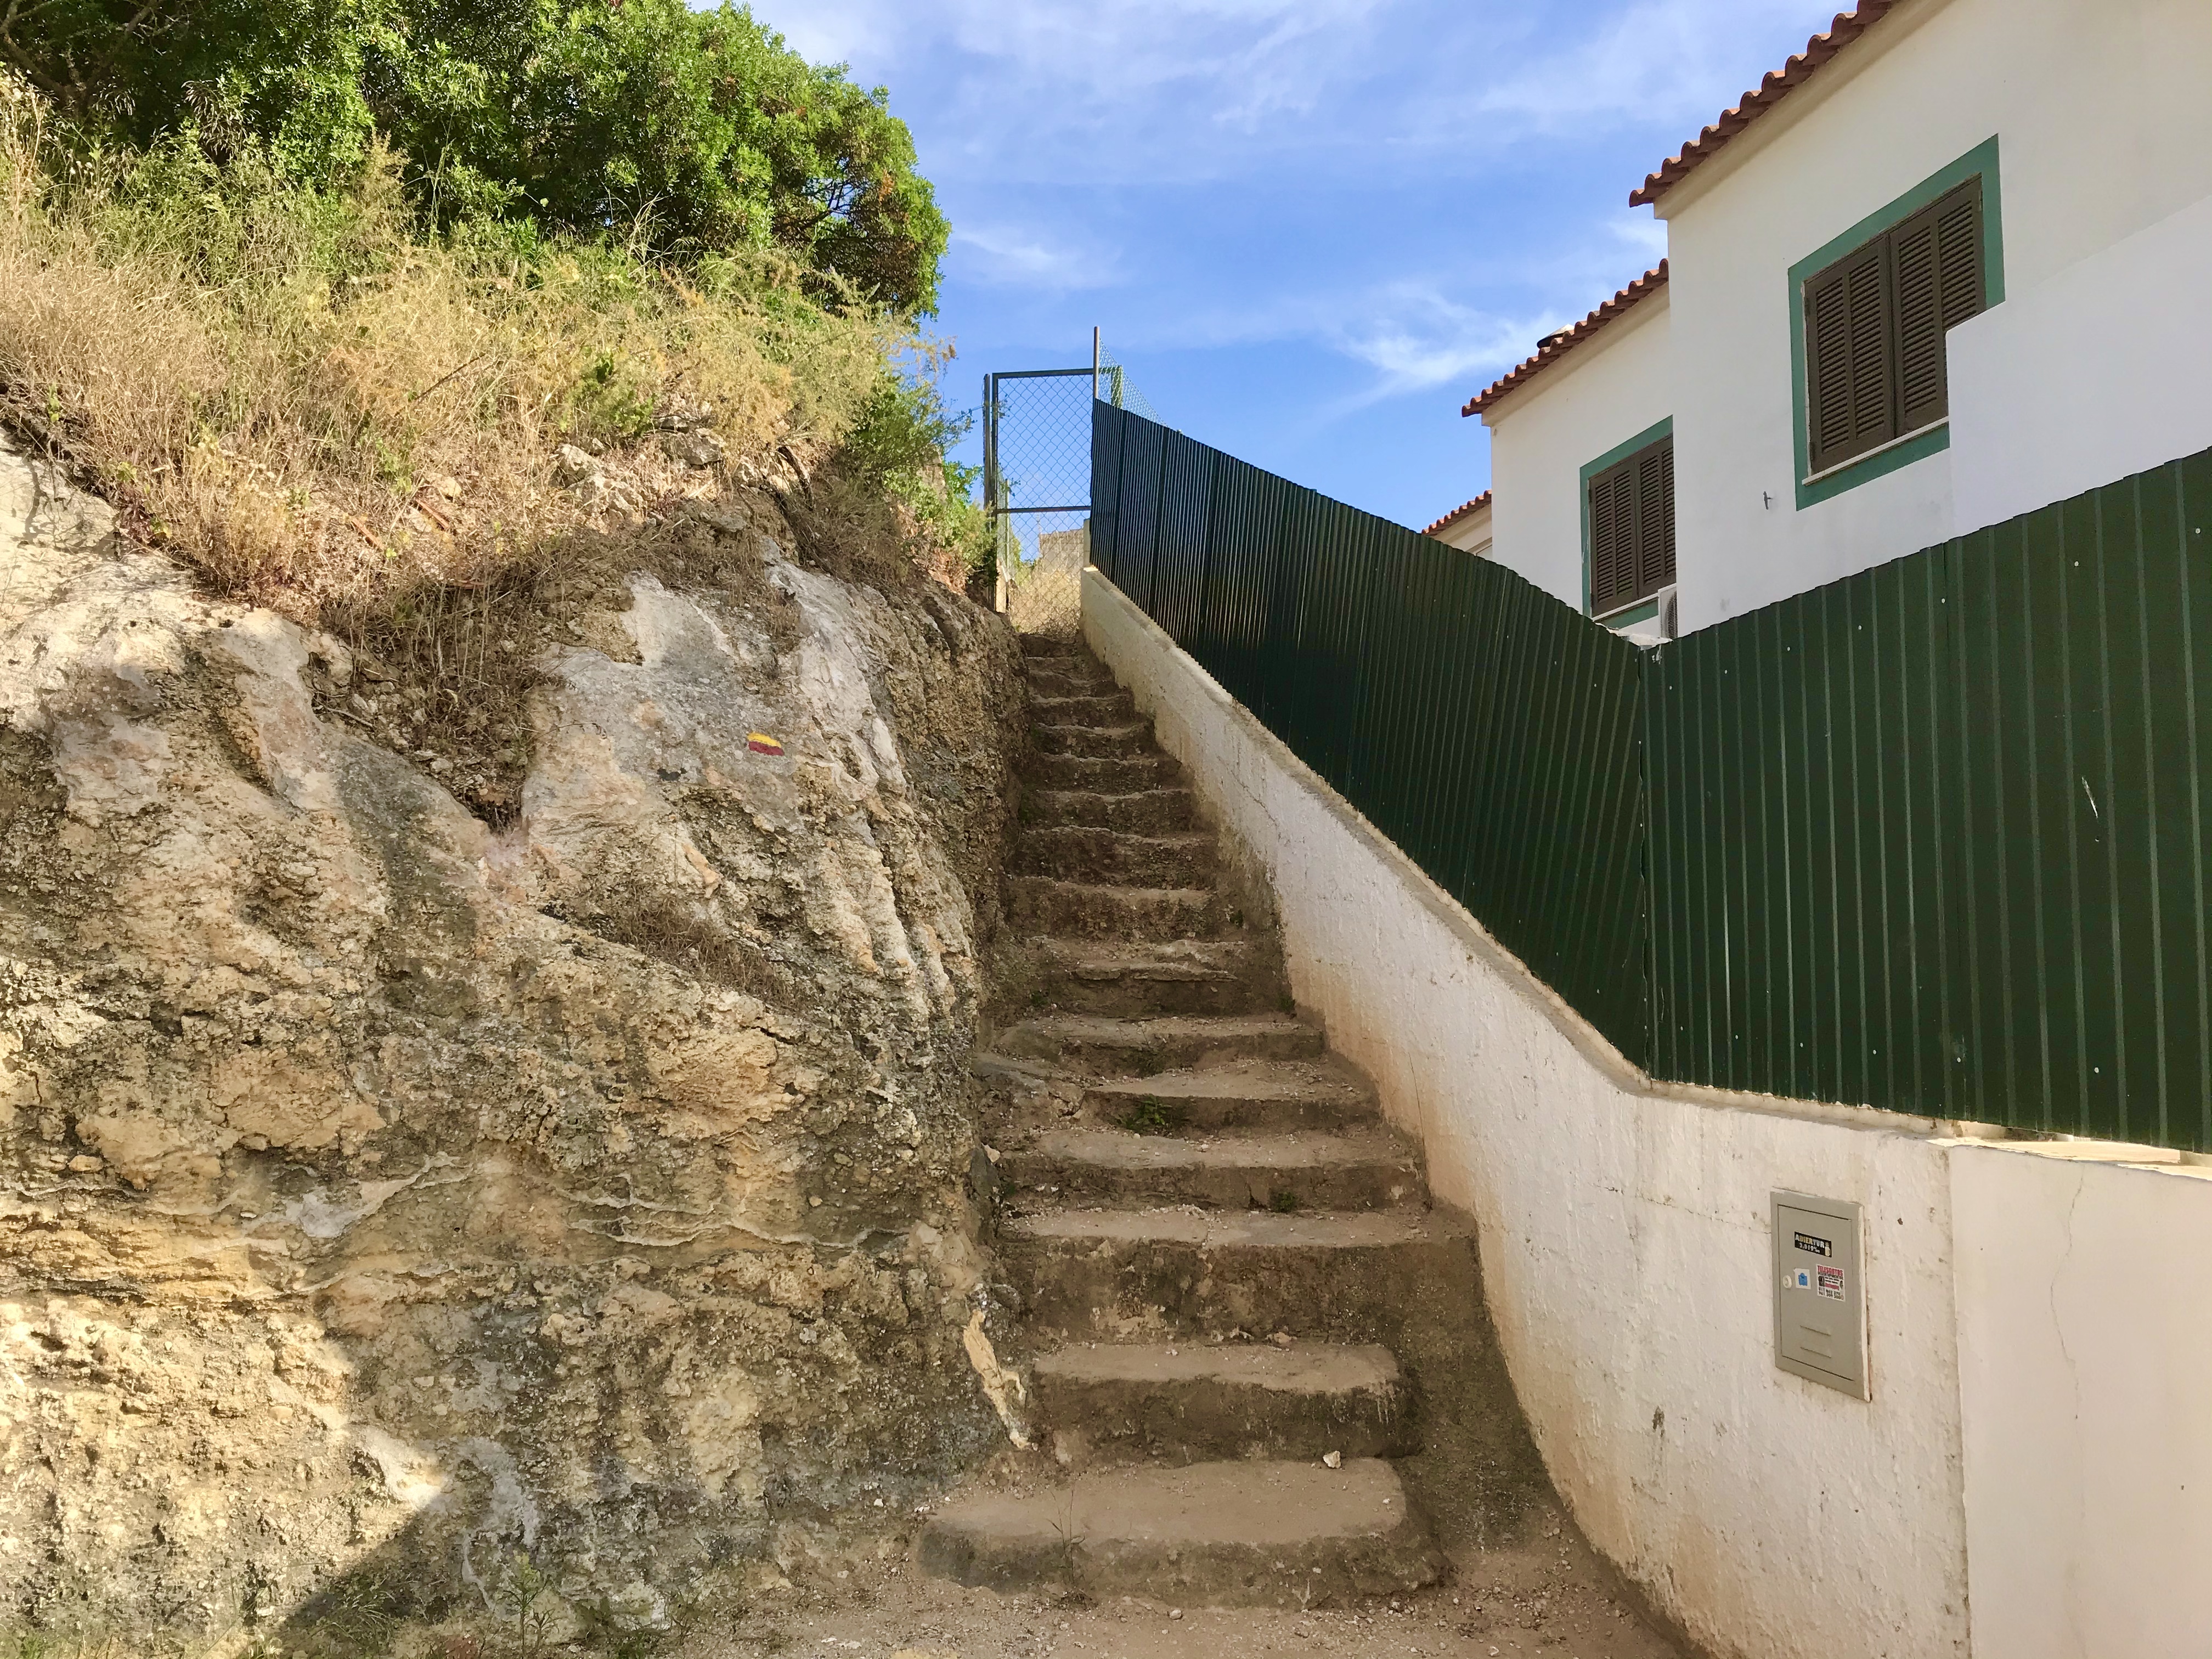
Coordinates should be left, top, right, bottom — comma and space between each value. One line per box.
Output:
1788, 135, 2005, 510
1578, 415, 1673, 617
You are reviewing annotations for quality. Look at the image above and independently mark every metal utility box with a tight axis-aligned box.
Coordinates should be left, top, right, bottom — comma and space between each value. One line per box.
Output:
1771, 1192, 1867, 1398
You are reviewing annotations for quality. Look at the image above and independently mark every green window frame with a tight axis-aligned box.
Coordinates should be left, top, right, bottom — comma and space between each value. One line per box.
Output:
1788, 136, 2006, 509
1579, 415, 1673, 622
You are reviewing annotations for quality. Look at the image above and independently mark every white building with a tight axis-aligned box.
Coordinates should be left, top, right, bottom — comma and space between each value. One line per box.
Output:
1469, 0, 2212, 637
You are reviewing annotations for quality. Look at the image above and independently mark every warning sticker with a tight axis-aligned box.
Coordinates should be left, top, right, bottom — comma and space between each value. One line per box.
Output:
1793, 1231, 1833, 1257
1816, 1264, 1846, 1301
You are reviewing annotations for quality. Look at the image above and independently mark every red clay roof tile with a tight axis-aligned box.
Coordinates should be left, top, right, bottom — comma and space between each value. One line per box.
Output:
1423, 491, 1492, 537
1630, 3, 1900, 209
1460, 263, 1668, 419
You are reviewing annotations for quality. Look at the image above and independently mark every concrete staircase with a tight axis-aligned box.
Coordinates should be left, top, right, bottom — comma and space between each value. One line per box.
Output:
920, 634, 1480, 1609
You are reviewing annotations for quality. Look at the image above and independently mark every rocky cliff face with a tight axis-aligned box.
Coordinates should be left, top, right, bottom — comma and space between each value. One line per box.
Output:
0, 439, 1024, 1643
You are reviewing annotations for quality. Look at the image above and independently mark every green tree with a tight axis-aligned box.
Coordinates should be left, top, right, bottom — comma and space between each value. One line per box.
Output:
0, 0, 948, 311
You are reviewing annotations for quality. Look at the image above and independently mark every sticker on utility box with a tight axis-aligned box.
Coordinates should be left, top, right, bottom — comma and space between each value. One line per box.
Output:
1816, 1264, 1846, 1300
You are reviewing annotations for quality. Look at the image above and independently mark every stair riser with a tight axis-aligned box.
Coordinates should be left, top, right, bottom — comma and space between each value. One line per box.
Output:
1032, 1375, 1415, 1465
1024, 790, 1198, 834
1080, 1086, 1378, 1133
1040, 972, 1274, 1018
1029, 693, 1136, 725
1025, 668, 1120, 698
1031, 723, 1154, 759
916, 1510, 1440, 1607
1003, 1151, 1419, 1212
1004, 1024, 1322, 1073
1029, 754, 1178, 793
1003, 1233, 1476, 1342
1014, 831, 1214, 888
1006, 882, 1221, 944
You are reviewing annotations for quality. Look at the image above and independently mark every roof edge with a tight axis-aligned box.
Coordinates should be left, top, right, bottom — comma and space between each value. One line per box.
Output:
1462, 263, 1668, 420
1631, 3, 1900, 209
1423, 491, 1493, 538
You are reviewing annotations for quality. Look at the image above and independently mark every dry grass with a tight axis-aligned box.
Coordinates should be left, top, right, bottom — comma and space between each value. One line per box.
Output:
0, 72, 894, 620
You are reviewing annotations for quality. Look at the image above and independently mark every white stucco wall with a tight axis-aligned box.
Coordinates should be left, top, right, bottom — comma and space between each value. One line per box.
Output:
1950, 1148, 2212, 1659
1948, 189, 2212, 536
1084, 566, 2212, 1659
1656, 0, 2212, 630
1482, 291, 1671, 614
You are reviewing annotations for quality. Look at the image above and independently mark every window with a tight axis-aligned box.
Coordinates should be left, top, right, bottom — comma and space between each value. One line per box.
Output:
1588, 433, 1675, 618
1803, 178, 1985, 477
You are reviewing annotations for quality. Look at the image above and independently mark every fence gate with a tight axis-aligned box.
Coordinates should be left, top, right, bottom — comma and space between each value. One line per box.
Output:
981, 335, 1147, 609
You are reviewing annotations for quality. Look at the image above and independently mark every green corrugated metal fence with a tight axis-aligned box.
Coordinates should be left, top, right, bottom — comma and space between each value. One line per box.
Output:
1091, 399, 2212, 1152
1091, 402, 1655, 1066
1649, 448, 2212, 1148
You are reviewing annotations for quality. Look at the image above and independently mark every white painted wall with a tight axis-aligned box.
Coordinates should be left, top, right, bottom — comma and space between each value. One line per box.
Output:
1084, 568, 2212, 1659
1948, 189, 2212, 535
1950, 1149, 2212, 1659
1657, 0, 2212, 630
1483, 291, 1670, 614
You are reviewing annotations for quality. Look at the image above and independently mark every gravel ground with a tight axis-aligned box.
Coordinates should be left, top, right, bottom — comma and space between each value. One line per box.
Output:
682, 1500, 1687, 1659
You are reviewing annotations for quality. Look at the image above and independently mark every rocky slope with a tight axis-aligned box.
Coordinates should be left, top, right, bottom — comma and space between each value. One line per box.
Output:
0, 437, 1025, 1643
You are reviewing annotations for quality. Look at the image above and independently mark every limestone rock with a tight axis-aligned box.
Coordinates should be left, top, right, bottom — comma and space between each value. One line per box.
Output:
0, 437, 1025, 1641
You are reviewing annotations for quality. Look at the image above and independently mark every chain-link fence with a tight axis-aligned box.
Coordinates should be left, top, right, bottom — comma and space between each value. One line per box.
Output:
983, 345, 1159, 604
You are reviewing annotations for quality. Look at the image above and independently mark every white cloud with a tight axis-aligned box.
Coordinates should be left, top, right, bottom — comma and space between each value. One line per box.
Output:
949, 224, 1121, 291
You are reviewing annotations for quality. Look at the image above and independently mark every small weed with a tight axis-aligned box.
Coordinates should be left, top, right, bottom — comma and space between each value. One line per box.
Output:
1029, 988, 1047, 1008
1278, 991, 1296, 1014
1268, 1189, 1301, 1214
1117, 1096, 1187, 1136
496, 1551, 555, 1659
1228, 907, 1246, 928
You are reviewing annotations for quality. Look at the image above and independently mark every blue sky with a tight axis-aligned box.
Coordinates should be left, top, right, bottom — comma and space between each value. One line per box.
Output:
765, 0, 1844, 531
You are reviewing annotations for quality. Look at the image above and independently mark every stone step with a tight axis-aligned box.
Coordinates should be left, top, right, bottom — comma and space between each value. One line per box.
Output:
1005, 879, 1220, 944
1013, 827, 1215, 889
1031, 720, 1154, 759
916, 1458, 1439, 1606
1005, 1127, 1421, 1212
1030, 938, 1276, 1017
997, 1013, 1322, 1074
1029, 752, 1180, 793
1081, 1060, 1379, 1132
1029, 691, 1135, 725
1030, 1341, 1413, 1464
1000, 1206, 1467, 1338
1020, 635, 1087, 660
1024, 787, 1198, 834
1025, 664, 1120, 699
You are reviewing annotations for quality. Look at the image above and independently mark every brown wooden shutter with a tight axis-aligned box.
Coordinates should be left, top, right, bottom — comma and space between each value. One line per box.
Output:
1638, 438, 1676, 595
1590, 465, 1629, 614
1806, 241, 1895, 473
1588, 435, 1677, 617
1895, 182, 1985, 432
1804, 176, 1985, 476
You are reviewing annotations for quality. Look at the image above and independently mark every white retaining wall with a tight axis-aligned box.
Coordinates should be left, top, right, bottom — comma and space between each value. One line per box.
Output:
1084, 566, 2212, 1659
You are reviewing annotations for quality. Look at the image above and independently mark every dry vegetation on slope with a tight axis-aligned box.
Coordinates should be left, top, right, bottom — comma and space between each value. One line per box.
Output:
0, 71, 991, 816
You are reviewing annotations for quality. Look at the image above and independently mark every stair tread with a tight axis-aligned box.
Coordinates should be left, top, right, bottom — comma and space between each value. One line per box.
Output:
1087, 1059, 1374, 1103
1033, 1340, 1402, 1393
1034, 938, 1254, 979
1006, 1207, 1440, 1248
1013, 1012, 1314, 1043
925, 1457, 1418, 1549
1026, 1126, 1412, 1173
